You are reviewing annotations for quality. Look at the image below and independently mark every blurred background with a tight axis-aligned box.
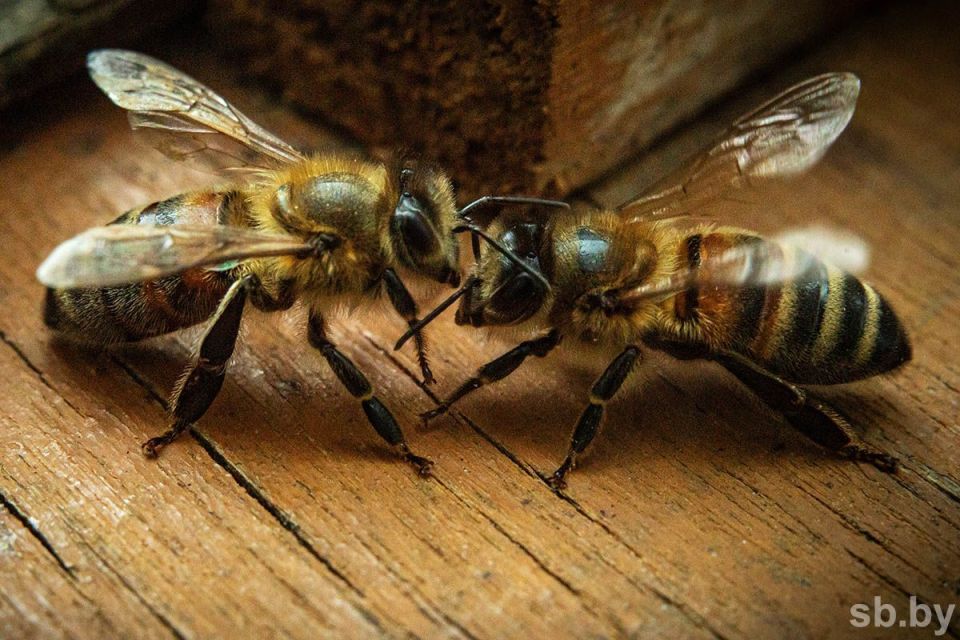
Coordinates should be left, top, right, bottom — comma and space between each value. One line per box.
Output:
1, 0, 888, 199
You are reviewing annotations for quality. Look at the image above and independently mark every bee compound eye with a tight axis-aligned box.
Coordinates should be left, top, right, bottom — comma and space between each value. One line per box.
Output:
393, 194, 439, 258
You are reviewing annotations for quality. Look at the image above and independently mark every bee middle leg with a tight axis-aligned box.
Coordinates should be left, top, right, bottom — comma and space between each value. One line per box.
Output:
307, 311, 433, 477
142, 275, 252, 457
548, 345, 642, 490
715, 353, 899, 473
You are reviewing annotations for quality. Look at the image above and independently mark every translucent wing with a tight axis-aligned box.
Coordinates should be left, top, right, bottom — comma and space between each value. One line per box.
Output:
618, 73, 860, 223
37, 225, 312, 288
614, 227, 869, 307
88, 49, 306, 172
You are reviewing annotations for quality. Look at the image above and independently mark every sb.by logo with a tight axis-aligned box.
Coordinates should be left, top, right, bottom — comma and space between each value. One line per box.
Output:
850, 596, 955, 636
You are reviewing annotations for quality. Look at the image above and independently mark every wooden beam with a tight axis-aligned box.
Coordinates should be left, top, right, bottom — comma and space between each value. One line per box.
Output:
207, 0, 872, 197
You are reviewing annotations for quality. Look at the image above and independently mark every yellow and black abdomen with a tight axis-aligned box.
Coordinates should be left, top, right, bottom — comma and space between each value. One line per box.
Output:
670, 231, 911, 384
43, 191, 240, 343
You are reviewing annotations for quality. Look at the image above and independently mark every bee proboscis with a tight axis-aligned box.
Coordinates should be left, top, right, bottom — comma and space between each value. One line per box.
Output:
401, 72, 911, 487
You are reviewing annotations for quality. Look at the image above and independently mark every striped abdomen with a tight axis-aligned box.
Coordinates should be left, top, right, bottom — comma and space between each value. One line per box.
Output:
669, 231, 911, 384
43, 190, 242, 343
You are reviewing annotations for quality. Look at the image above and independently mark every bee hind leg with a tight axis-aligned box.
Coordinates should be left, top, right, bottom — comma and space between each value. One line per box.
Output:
548, 345, 642, 490
142, 276, 250, 458
716, 353, 898, 473
307, 311, 433, 477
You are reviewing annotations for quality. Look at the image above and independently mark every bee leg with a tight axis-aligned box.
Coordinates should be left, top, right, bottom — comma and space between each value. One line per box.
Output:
142, 276, 250, 458
716, 353, 899, 473
307, 312, 433, 477
141, 419, 191, 458
382, 268, 434, 384
248, 277, 296, 312
421, 330, 560, 424
548, 346, 642, 490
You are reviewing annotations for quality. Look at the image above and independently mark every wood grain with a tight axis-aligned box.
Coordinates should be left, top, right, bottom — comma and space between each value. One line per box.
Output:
2, 1, 958, 638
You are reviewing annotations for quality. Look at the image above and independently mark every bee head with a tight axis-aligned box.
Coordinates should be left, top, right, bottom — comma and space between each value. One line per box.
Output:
455, 221, 549, 327
389, 161, 460, 286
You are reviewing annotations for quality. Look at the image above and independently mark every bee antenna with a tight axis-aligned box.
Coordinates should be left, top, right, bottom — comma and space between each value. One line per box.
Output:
394, 276, 476, 350
456, 196, 567, 265
452, 223, 551, 292
456, 195, 569, 221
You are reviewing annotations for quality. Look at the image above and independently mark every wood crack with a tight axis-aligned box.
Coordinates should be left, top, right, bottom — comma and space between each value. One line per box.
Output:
109, 346, 505, 639
430, 474, 578, 593
107, 354, 392, 633
719, 467, 826, 546
78, 539, 187, 640
915, 462, 960, 507
312, 503, 474, 640
306, 493, 473, 640
797, 483, 936, 583
0, 488, 75, 578
881, 468, 960, 534
430, 470, 638, 637
192, 434, 367, 597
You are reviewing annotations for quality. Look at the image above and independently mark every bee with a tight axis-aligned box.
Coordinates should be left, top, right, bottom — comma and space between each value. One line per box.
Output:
37, 50, 566, 475
399, 73, 911, 488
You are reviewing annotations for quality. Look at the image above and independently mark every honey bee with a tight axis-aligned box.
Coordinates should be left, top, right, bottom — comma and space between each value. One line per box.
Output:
399, 73, 911, 488
37, 50, 566, 475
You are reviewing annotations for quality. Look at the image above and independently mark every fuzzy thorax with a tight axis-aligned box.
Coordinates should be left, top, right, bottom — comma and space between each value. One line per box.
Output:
245, 155, 394, 298
557, 215, 681, 346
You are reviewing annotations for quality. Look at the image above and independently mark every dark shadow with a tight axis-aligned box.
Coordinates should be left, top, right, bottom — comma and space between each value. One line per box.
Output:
442, 349, 912, 479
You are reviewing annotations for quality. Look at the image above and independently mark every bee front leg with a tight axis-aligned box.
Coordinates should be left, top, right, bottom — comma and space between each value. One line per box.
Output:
421, 330, 560, 424
548, 346, 642, 490
715, 353, 899, 473
142, 275, 251, 457
382, 268, 435, 384
307, 311, 433, 477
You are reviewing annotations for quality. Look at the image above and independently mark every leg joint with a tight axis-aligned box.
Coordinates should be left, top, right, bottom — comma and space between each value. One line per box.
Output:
589, 345, 641, 401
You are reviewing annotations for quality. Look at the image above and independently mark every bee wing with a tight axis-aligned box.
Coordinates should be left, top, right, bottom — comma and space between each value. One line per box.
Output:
88, 49, 306, 173
617, 73, 860, 223
37, 224, 312, 289
615, 227, 869, 306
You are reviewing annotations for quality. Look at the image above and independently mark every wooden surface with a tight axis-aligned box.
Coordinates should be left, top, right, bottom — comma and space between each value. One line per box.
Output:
2, 1, 959, 638
207, 0, 870, 198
